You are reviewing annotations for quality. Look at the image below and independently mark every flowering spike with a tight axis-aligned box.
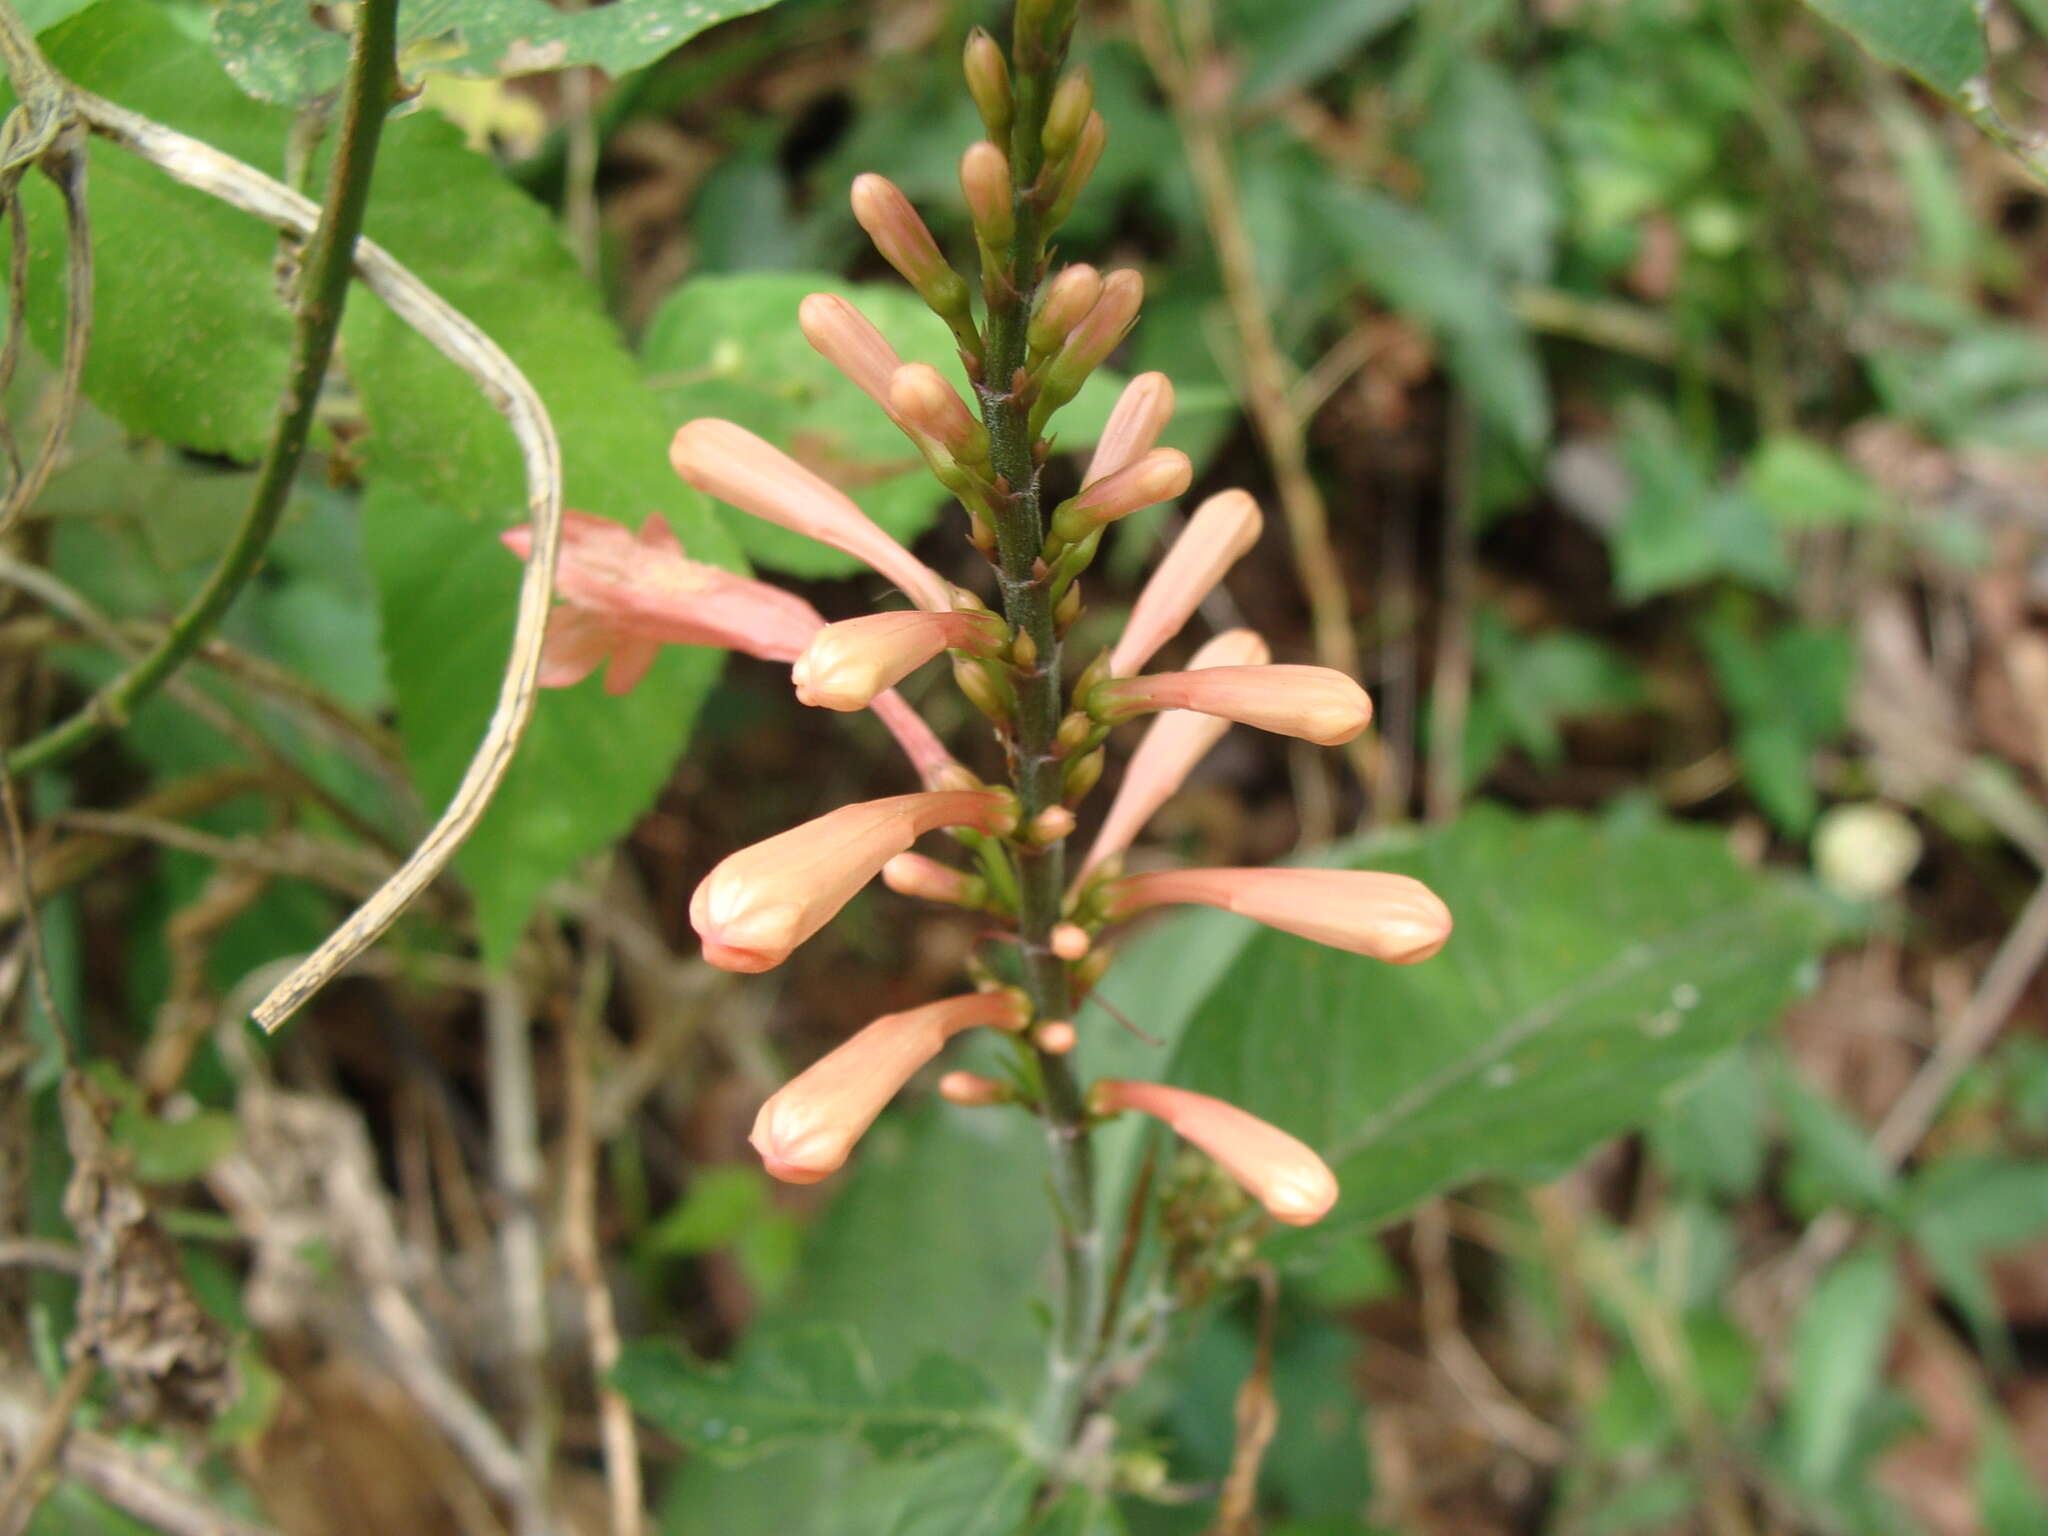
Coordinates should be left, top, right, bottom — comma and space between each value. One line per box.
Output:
882, 852, 988, 908
1110, 491, 1264, 677
669, 419, 951, 611
939, 1069, 1013, 1107
1084, 372, 1176, 485
1103, 867, 1453, 965
1028, 264, 1103, 358
1079, 629, 1270, 881
889, 363, 988, 463
751, 991, 1031, 1182
691, 790, 1014, 972
961, 141, 1016, 250
799, 293, 905, 421
850, 174, 974, 333
1092, 664, 1372, 747
1050, 448, 1192, 542
794, 609, 1003, 712
1090, 1079, 1338, 1226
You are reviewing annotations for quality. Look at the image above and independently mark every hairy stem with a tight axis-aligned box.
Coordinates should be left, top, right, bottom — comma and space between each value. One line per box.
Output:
978, 0, 1100, 1463
4, 0, 400, 774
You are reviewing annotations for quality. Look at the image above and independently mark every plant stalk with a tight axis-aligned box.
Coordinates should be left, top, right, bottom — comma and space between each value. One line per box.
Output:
979, 0, 1100, 1463
4, 0, 400, 774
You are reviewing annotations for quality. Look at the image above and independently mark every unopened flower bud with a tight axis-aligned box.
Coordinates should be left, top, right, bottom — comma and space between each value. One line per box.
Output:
671, 419, 951, 610
1011, 626, 1039, 671
1028, 264, 1103, 358
882, 852, 989, 909
1036, 1020, 1078, 1055
1056, 711, 1094, 753
1047, 113, 1107, 229
752, 991, 1030, 1182
1051, 922, 1091, 961
960, 141, 1015, 249
1110, 491, 1264, 676
1051, 448, 1192, 542
1080, 630, 1268, 879
1074, 944, 1113, 991
889, 363, 988, 463
798, 293, 904, 421
1027, 805, 1077, 844
1038, 269, 1143, 422
1085, 372, 1176, 484
963, 28, 1012, 144
795, 609, 1003, 712
1054, 582, 1083, 630
1090, 1079, 1338, 1226
692, 790, 1013, 972
1042, 67, 1094, 162
1105, 867, 1452, 965
954, 656, 1011, 723
939, 1069, 1013, 1108
851, 173, 973, 324
1092, 664, 1371, 746
1062, 745, 1106, 801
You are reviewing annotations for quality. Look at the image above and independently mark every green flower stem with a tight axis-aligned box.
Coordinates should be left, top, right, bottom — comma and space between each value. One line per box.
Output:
3, 0, 400, 775
977, 0, 1100, 1464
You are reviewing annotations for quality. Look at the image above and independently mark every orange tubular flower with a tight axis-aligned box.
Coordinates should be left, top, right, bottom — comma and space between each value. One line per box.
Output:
1108, 491, 1265, 678
752, 991, 1031, 1183
1090, 1079, 1338, 1226
1084, 371, 1176, 483
1092, 664, 1373, 747
793, 609, 1004, 711
669, 419, 952, 612
1051, 448, 1193, 540
691, 790, 1015, 972
1078, 629, 1270, 881
798, 293, 905, 421
1102, 867, 1452, 965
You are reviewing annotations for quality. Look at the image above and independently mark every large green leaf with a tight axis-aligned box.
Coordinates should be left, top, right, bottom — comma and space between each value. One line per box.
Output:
1310, 185, 1550, 457
640, 272, 1124, 580
346, 109, 738, 956
1415, 53, 1559, 287
1161, 806, 1834, 1234
1801, 0, 1985, 99
213, 0, 786, 105
612, 1324, 1017, 1466
1783, 1244, 1899, 1491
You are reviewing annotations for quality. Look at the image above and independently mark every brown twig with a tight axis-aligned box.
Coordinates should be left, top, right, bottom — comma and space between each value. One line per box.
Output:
1426, 397, 1478, 822
0, 1356, 95, 1536
1207, 1264, 1278, 1536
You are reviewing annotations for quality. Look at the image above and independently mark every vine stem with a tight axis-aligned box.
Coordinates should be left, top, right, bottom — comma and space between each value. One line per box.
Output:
3, 0, 401, 775
977, 0, 1102, 1464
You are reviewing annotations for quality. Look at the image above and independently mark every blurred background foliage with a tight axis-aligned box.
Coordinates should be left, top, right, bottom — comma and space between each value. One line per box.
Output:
7, 0, 2048, 1532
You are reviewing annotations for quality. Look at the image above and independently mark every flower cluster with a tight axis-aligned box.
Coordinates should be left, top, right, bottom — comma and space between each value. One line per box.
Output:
503, 21, 1451, 1231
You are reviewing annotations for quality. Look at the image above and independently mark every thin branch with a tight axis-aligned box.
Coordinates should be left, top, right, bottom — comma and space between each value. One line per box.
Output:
1425, 395, 1477, 822
0, 1356, 95, 1536
6, 0, 397, 775
485, 979, 553, 1534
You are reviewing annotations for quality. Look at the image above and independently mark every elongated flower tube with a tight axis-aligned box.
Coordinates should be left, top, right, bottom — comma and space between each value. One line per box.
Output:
1109, 491, 1264, 677
799, 293, 904, 420
1085, 371, 1175, 484
1090, 1079, 1338, 1226
867, 690, 961, 790
889, 363, 987, 462
1078, 629, 1270, 881
794, 609, 1004, 712
850, 174, 972, 322
1103, 867, 1452, 964
670, 419, 952, 612
752, 991, 1031, 1183
1050, 448, 1192, 541
691, 790, 1014, 972
1092, 664, 1372, 747
1027, 264, 1102, 358
882, 852, 986, 908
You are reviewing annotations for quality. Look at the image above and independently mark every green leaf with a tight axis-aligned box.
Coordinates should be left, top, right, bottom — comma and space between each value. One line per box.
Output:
1467, 608, 1643, 780
18, 3, 297, 459
1312, 186, 1550, 456
1163, 806, 1834, 1233
1613, 403, 1790, 600
1647, 1048, 1766, 1198
1033, 1487, 1131, 1535
1698, 609, 1853, 834
1801, 0, 1986, 99
1223, 0, 1418, 103
346, 108, 740, 956
1743, 435, 1882, 529
212, 0, 787, 105
1415, 53, 1559, 286
640, 271, 1122, 579
1979, 1409, 2048, 1536
1783, 1244, 1899, 1490
611, 1324, 1016, 1466
1773, 1063, 1896, 1217
879, 1442, 1039, 1536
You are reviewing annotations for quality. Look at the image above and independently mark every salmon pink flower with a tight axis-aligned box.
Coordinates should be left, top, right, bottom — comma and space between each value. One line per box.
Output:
1084, 371, 1175, 484
691, 790, 1014, 972
793, 609, 1004, 712
1050, 448, 1193, 541
1109, 491, 1264, 677
752, 991, 1031, 1182
1103, 867, 1452, 964
799, 293, 904, 420
669, 419, 952, 611
1092, 664, 1372, 747
1027, 264, 1103, 357
850, 174, 972, 320
881, 852, 987, 908
1078, 629, 1270, 881
938, 1070, 1011, 1107
1090, 1079, 1338, 1226
888, 363, 988, 462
